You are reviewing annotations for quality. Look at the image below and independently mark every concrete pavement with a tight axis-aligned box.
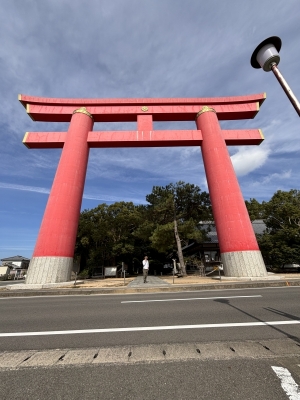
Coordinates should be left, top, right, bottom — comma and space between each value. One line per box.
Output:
127, 275, 171, 288
1, 338, 299, 368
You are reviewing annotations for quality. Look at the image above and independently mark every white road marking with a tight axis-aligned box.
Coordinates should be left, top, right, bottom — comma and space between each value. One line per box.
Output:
121, 295, 262, 303
0, 320, 299, 337
271, 366, 300, 399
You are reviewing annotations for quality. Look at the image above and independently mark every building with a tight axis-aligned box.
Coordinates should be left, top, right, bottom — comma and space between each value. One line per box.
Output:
0, 255, 30, 279
182, 220, 266, 267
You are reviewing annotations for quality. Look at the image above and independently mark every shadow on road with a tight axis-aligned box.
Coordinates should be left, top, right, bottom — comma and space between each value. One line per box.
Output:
214, 298, 300, 344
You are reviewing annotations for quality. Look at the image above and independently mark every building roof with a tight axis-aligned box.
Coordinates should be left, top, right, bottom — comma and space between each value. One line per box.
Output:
199, 222, 218, 243
198, 219, 266, 243
182, 220, 266, 256
251, 219, 266, 235
1, 255, 30, 262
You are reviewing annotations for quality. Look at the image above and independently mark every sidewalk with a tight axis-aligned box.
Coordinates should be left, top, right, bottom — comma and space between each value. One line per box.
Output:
127, 275, 171, 288
0, 273, 300, 297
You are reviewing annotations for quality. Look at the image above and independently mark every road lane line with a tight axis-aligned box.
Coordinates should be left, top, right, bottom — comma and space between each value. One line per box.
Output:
0, 320, 299, 337
121, 295, 262, 303
271, 366, 300, 399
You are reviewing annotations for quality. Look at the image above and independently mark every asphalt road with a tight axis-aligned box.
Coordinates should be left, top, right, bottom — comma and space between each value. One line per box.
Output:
1, 286, 300, 399
0, 286, 299, 351
0, 280, 23, 286
1, 358, 298, 400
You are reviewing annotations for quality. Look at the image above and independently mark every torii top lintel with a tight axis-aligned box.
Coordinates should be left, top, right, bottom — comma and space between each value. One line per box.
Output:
20, 93, 266, 149
19, 93, 266, 123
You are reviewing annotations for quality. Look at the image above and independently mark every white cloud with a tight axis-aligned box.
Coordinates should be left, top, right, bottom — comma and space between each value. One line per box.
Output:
261, 170, 292, 184
0, 245, 33, 251
231, 146, 270, 177
87, 146, 203, 182
83, 193, 145, 204
0, 182, 50, 194
0, 181, 145, 204
262, 169, 292, 183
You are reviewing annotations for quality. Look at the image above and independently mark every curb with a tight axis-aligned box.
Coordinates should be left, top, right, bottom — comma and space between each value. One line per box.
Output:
0, 279, 300, 297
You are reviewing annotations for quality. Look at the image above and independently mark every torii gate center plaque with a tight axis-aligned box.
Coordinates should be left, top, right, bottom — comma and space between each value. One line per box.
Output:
19, 93, 268, 284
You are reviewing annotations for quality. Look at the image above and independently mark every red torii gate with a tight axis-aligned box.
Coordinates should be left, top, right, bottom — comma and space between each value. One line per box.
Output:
19, 93, 267, 284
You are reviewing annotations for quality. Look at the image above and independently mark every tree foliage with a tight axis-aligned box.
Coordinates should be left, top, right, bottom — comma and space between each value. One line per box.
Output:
75, 181, 212, 275
144, 182, 211, 275
76, 183, 300, 275
245, 198, 266, 221
75, 202, 142, 271
258, 190, 300, 267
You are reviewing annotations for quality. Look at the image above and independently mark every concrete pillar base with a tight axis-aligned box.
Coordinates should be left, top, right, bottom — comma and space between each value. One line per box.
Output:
221, 250, 267, 277
25, 257, 73, 284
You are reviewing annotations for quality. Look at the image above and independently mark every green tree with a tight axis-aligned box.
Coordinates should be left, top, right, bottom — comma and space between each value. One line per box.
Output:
258, 190, 300, 267
106, 202, 142, 264
144, 182, 211, 275
75, 202, 142, 271
245, 198, 266, 221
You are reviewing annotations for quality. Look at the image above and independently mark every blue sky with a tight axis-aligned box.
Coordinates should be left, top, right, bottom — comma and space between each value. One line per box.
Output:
1, 0, 300, 260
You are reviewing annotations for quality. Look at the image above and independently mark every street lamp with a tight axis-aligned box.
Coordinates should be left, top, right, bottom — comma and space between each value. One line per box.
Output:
251, 36, 300, 117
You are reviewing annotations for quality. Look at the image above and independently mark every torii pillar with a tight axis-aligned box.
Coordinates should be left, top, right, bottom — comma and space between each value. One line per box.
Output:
26, 108, 93, 284
196, 107, 266, 277
19, 93, 268, 284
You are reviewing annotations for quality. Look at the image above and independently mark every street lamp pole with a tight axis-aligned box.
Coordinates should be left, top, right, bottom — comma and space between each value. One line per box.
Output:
251, 36, 300, 117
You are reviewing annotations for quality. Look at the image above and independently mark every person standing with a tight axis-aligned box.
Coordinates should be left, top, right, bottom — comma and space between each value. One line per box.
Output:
142, 256, 149, 283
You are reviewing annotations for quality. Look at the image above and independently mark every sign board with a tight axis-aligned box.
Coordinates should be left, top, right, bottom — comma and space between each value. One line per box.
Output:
72, 262, 80, 273
105, 267, 117, 277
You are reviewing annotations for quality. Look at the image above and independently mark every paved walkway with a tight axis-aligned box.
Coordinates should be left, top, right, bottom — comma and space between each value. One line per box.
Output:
127, 275, 171, 288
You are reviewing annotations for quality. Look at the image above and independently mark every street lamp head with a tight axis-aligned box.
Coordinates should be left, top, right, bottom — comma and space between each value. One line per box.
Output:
251, 36, 282, 72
